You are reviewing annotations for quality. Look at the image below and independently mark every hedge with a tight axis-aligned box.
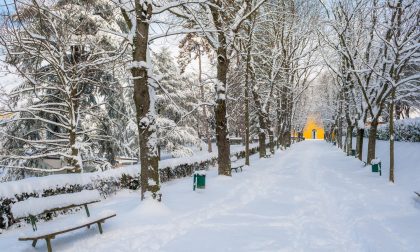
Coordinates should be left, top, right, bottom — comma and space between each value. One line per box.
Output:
0, 144, 265, 231
365, 118, 420, 142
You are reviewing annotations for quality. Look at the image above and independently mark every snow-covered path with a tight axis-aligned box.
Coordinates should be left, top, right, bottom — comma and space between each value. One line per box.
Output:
2, 140, 420, 251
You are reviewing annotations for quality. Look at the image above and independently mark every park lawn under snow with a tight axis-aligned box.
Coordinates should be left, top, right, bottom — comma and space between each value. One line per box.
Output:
1, 140, 420, 252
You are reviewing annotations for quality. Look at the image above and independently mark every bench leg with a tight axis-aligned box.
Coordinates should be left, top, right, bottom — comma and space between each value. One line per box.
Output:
32, 239, 37, 247
84, 204, 90, 217
45, 238, 52, 252
97, 222, 103, 234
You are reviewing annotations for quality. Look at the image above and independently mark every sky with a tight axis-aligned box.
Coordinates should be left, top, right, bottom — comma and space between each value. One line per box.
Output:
0, 56, 22, 93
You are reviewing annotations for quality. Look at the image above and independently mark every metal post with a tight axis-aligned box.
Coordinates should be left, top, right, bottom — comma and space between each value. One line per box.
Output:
193, 174, 197, 191
29, 215, 37, 231
379, 162, 382, 176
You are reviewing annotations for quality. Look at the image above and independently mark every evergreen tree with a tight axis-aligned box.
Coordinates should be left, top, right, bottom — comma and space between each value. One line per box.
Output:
153, 48, 201, 158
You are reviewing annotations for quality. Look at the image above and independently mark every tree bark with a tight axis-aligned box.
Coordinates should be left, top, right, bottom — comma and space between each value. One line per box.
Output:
276, 89, 281, 149
367, 119, 378, 164
128, 3, 160, 200
268, 125, 275, 155
244, 42, 251, 165
389, 89, 395, 183
68, 46, 82, 173
344, 131, 348, 153
346, 125, 353, 156
337, 115, 343, 150
356, 128, 364, 161
251, 89, 267, 158
214, 46, 231, 176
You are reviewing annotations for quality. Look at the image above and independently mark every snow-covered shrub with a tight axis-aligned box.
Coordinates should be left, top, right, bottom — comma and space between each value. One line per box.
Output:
0, 184, 90, 231
367, 118, 420, 142
120, 174, 140, 190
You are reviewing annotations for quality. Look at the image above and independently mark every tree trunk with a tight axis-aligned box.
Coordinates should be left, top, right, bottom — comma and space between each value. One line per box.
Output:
266, 92, 275, 154
389, 89, 395, 183
276, 89, 281, 149
130, 3, 160, 200
344, 132, 348, 153
367, 119, 378, 164
214, 47, 231, 176
244, 44, 251, 166
258, 130, 267, 157
250, 73, 268, 157
268, 126, 275, 155
252, 93, 267, 158
337, 116, 343, 149
356, 128, 364, 161
68, 46, 82, 173
346, 125, 353, 156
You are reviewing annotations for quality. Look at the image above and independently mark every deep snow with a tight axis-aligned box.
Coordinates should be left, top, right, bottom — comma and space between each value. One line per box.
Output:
1, 140, 420, 251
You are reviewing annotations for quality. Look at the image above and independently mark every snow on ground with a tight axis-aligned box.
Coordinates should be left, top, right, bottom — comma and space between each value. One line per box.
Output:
353, 138, 420, 193
1, 140, 420, 251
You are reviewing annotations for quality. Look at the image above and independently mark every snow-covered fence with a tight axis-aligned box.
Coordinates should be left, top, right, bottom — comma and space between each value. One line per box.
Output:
0, 144, 264, 230
365, 118, 420, 142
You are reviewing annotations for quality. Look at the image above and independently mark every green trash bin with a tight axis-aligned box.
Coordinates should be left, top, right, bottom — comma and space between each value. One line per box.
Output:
351, 149, 356, 156
193, 171, 206, 191
371, 159, 381, 176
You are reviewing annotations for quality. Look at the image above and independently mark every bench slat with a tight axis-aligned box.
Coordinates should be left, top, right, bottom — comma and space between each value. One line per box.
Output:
18, 213, 116, 240
12, 190, 101, 219
16, 200, 100, 221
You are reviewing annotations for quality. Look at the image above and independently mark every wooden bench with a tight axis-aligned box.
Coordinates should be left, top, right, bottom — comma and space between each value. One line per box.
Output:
231, 165, 244, 173
230, 157, 244, 173
12, 190, 116, 252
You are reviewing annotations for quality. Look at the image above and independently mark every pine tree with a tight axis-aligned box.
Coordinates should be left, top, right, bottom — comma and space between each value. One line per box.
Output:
153, 48, 201, 158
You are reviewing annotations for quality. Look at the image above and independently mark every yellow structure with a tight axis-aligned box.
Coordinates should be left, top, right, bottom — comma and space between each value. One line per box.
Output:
0, 113, 13, 122
303, 116, 325, 140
